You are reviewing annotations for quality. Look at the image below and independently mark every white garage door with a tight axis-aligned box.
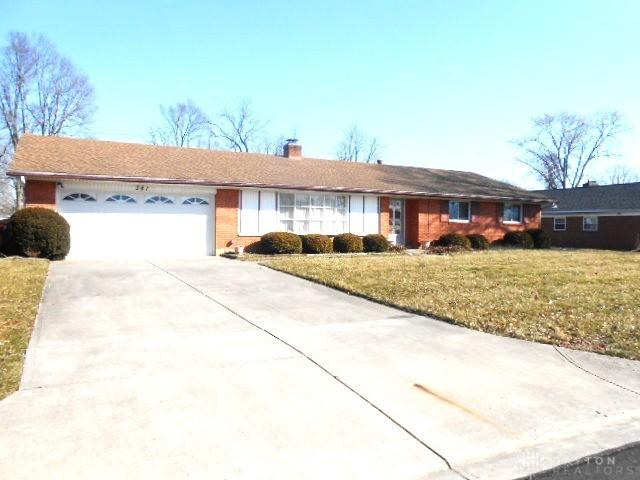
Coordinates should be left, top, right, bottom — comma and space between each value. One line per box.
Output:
58, 184, 215, 258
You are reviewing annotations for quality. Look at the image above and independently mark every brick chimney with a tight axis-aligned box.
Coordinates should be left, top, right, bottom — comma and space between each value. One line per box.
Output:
582, 180, 599, 187
283, 138, 302, 158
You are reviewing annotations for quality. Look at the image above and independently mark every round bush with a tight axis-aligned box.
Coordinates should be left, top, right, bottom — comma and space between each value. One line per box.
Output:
3, 208, 70, 260
503, 231, 534, 249
526, 228, 551, 249
260, 232, 302, 254
466, 234, 489, 250
301, 234, 333, 254
435, 233, 471, 250
333, 233, 363, 253
363, 234, 390, 253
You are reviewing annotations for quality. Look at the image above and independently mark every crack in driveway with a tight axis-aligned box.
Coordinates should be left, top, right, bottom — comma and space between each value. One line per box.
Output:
552, 346, 640, 396
146, 260, 468, 479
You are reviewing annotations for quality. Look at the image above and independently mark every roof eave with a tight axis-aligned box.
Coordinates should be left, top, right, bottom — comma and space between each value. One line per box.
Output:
8, 170, 550, 203
542, 208, 640, 215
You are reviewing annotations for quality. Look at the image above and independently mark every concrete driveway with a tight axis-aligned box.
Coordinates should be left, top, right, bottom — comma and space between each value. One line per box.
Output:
1, 258, 639, 479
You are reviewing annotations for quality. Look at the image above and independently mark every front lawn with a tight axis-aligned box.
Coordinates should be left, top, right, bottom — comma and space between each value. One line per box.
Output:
0, 258, 49, 399
259, 250, 640, 360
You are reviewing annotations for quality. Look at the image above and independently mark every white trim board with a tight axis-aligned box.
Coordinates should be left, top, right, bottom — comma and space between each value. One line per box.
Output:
59, 179, 217, 196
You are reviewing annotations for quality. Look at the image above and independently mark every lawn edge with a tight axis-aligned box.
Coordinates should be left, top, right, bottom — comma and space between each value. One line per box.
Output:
17, 262, 51, 392
259, 260, 636, 361
0, 258, 50, 401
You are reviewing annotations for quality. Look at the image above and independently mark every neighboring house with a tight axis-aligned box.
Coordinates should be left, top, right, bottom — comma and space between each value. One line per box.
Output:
8, 135, 548, 257
534, 181, 640, 251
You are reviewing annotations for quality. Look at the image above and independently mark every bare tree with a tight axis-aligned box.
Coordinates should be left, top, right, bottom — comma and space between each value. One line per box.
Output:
336, 124, 383, 162
607, 165, 639, 184
210, 100, 267, 152
0, 31, 95, 211
514, 112, 624, 189
30, 48, 94, 139
260, 134, 287, 156
0, 32, 37, 151
149, 100, 209, 147
0, 32, 95, 150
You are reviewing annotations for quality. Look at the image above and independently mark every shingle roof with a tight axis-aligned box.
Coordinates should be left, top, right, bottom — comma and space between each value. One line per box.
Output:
9, 135, 548, 202
533, 183, 640, 213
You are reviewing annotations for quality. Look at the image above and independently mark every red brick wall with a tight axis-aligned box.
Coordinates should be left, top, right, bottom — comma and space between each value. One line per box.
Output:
404, 199, 541, 247
404, 199, 429, 248
215, 189, 261, 252
542, 216, 640, 251
216, 193, 543, 252
379, 196, 390, 237
24, 180, 57, 209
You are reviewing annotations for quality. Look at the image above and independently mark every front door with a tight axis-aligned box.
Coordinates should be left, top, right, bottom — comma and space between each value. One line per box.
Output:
389, 199, 404, 245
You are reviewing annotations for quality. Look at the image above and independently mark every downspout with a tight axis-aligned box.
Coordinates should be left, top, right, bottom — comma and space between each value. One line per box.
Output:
426, 199, 431, 246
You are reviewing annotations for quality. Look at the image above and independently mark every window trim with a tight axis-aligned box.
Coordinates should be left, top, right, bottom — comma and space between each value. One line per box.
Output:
62, 193, 97, 202
105, 194, 136, 204
182, 197, 209, 205
503, 202, 523, 224
582, 215, 598, 232
239, 189, 261, 236
448, 200, 471, 223
553, 217, 566, 231
144, 195, 174, 205
276, 191, 349, 235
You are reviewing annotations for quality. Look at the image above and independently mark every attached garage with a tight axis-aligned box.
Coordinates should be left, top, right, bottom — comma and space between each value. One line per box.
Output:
57, 181, 215, 257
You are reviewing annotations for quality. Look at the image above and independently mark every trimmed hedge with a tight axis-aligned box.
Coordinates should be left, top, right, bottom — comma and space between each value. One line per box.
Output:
435, 233, 472, 250
503, 231, 534, 249
466, 234, 490, 250
302, 234, 333, 254
363, 234, 390, 253
333, 233, 363, 253
260, 232, 302, 254
3, 208, 70, 260
526, 228, 551, 249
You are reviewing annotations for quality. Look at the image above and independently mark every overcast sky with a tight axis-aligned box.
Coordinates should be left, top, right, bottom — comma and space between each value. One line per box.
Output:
3, 0, 639, 188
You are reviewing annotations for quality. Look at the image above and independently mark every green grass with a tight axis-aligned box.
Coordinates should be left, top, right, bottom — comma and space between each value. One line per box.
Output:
258, 250, 640, 360
0, 258, 49, 399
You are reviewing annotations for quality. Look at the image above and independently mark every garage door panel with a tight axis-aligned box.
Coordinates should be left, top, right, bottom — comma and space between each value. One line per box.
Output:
59, 189, 214, 258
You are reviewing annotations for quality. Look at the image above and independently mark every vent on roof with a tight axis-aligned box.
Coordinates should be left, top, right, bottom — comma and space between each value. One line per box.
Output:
376, 159, 383, 165
283, 138, 302, 158
582, 180, 599, 188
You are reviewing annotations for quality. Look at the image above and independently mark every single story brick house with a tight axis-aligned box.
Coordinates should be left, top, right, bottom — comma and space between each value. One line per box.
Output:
8, 135, 548, 257
534, 181, 640, 251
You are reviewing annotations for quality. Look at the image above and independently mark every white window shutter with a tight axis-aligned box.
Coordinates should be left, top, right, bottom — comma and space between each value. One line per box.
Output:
349, 195, 364, 235
363, 196, 379, 234
239, 190, 259, 236
259, 191, 277, 234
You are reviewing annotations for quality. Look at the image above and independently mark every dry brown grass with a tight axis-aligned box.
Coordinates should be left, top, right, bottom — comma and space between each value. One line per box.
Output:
260, 250, 640, 360
0, 258, 49, 399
